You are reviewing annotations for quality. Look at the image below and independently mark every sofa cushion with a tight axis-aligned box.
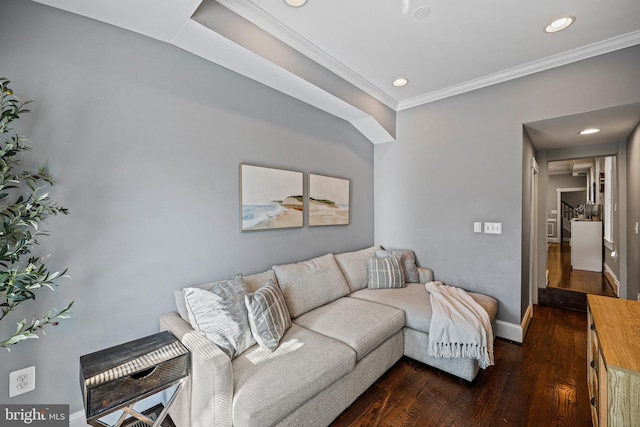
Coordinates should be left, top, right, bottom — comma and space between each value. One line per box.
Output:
294, 297, 405, 361
334, 245, 382, 292
174, 270, 278, 321
272, 253, 350, 318
245, 279, 291, 352
243, 270, 278, 293
232, 324, 355, 427
350, 283, 498, 333
375, 249, 420, 283
183, 275, 256, 359
367, 255, 406, 289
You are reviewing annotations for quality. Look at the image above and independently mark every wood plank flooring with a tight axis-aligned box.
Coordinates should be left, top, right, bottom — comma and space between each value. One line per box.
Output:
331, 305, 591, 427
538, 287, 588, 312
540, 243, 615, 312
546, 243, 615, 296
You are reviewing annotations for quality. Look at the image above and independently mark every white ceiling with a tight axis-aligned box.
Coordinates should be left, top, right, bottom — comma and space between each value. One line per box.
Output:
525, 103, 640, 150
31, 0, 640, 145
225, 0, 640, 109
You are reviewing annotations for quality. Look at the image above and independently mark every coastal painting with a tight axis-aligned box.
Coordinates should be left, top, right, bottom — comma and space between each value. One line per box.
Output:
241, 164, 304, 231
309, 174, 350, 226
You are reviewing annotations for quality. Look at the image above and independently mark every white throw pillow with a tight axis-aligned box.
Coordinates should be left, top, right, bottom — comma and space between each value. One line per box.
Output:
183, 274, 255, 359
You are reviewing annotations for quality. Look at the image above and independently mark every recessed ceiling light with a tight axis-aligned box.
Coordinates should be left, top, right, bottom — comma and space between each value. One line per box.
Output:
544, 16, 575, 33
579, 128, 601, 135
392, 78, 409, 87
413, 6, 431, 20
284, 0, 307, 7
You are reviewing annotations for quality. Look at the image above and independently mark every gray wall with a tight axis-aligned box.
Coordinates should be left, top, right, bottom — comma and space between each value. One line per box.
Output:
547, 175, 587, 216
561, 191, 586, 211
628, 123, 640, 301
375, 44, 640, 324
0, 0, 374, 412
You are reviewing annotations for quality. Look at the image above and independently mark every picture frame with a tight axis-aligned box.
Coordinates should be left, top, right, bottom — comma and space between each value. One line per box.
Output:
240, 164, 304, 231
308, 173, 350, 226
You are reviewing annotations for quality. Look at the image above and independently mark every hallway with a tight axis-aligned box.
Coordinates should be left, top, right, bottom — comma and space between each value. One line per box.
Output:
546, 242, 615, 296
540, 242, 615, 311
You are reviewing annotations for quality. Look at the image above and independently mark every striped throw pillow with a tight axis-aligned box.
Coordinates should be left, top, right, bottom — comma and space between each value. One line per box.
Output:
375, 249, 420, 283
245, 280, 292, 352
367, 255, 406, 289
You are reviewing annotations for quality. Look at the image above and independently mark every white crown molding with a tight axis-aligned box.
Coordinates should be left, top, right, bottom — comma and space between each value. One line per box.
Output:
215, 0, 400, 110
398, 30, 640, 111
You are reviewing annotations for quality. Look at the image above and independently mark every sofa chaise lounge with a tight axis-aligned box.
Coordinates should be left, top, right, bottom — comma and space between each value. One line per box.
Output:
159, 246, 498, 427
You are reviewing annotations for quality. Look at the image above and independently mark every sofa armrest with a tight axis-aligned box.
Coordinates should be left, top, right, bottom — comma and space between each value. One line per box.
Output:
159, 312, 234, 427
417, 267, 434, 283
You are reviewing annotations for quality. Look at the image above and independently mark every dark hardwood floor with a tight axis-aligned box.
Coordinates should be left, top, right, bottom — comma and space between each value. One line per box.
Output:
330, 243, 606, 426
539, 243, 615, 312
546, 242, 615, 296
331, 305, 591, 427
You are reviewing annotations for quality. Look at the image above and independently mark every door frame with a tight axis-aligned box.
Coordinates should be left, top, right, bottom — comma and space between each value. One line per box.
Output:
530, 158, 539, 306
555, 187, 587, 244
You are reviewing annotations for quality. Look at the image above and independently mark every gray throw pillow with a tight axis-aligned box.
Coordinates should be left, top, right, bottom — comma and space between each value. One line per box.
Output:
183, 274, 256, 359
375, 249, 420, 283
367, 255, 406, 289
245, 279, 291, 352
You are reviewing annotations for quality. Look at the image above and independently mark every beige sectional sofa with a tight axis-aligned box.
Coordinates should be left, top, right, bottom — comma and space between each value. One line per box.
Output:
159, 246, 498, 427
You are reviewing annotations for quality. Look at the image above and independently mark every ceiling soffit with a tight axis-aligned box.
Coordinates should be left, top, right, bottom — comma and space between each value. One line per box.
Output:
192, 0, 396, 141
28, 0, 640, 146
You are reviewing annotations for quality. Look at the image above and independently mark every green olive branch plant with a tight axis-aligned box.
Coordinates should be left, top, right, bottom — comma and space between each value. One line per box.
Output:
0, 77, 72, 350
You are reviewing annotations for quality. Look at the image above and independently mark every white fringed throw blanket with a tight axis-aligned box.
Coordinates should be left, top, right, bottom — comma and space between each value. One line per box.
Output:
425, 281, 494, 369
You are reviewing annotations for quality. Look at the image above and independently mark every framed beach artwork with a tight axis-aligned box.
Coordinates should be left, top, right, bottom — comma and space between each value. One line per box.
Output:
308, 173, 350, 226
241, 164, 304, 231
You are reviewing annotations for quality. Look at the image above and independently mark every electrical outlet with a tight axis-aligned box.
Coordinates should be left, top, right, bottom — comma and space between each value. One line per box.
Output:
484, 222, 502, 235
9, 366, 35, 397
637, 292, 640, 302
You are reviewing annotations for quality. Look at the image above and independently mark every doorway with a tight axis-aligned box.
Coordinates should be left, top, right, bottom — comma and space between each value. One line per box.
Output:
540, 157, 618, 311
554, 187, 586, 244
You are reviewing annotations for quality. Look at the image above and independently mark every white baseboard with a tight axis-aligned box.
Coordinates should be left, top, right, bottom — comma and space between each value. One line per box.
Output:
603, 263, 620, 296
70, 411, 89, 427
495, 319, 524, 343
521, 305, 533, 340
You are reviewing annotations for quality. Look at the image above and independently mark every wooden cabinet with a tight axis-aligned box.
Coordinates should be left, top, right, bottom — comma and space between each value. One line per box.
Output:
587, 295, 640, 427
